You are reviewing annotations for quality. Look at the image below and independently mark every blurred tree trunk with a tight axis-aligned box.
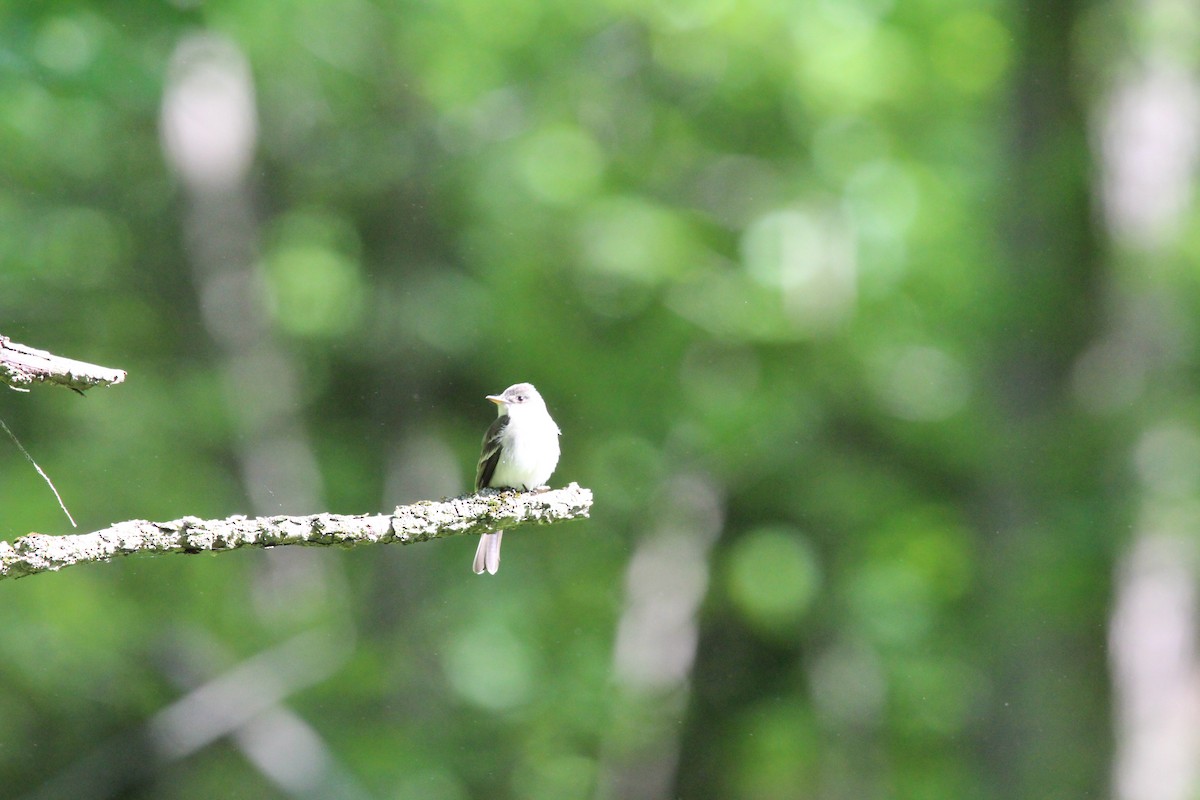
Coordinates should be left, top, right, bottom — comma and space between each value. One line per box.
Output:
1098, 0, 1200, 797
981, 0, 1113, 795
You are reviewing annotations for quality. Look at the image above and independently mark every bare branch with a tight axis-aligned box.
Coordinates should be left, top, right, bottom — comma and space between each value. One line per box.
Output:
0, 335, 127, 393
0, 483, 592, 582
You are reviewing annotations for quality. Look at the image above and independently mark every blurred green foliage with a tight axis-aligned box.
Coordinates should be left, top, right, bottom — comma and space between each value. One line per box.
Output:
0, 0, 1148, 798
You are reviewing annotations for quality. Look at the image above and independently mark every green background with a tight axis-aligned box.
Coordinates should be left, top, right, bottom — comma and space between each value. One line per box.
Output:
0, 0, 1182, 798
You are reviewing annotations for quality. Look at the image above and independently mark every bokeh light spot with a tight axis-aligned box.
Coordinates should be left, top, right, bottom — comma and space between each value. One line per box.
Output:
35, 15, 100, 74
579, 196, 697, 282
726, 526, 821, 635
651, 0, 735, 31
444, 624, 533, 711
264, 246, 364, 338
932, 12, 1012, 94
892, 656, 987, 736
809, 639, 886, 727
518, 124, 604, 205
741, 208, 857, 331
512, 754, 597, 800
846, 561, 934, 645
729, 701, 818, 798
842, 159, 919, 239
793, 14, 916, 113
1135, 423, 1200, 498
811, 115, 890, 183
871, 344, 969, 421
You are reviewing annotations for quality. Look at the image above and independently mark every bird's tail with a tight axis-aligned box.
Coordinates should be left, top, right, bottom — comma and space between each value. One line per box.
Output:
472, 531, 503, 575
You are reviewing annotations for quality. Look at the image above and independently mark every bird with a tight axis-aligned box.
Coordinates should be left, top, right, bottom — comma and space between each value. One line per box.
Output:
472, 382, 561, 575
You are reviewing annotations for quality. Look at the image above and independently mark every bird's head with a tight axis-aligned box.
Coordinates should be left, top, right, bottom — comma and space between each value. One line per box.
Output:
486, 382, 544, 417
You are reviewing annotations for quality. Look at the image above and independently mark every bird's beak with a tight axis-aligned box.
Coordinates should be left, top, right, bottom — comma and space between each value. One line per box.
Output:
486, 394, 504, 405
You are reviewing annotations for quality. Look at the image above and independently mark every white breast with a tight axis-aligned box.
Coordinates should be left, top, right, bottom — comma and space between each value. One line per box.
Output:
491, 414, 561, 490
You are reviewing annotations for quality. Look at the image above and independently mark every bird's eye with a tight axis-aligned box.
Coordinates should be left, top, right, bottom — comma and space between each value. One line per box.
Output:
515, 395, 526, 402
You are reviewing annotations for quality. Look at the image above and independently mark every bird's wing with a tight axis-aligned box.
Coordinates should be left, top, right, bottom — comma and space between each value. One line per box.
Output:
475, 414, 509, 491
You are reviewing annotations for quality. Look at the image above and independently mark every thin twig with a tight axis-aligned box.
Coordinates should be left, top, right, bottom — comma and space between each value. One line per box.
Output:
0, 416, 77, 528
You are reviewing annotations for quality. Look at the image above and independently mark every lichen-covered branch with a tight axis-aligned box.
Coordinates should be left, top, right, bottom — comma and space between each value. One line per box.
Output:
0, 483, 592, 581
0, 334, 127, 393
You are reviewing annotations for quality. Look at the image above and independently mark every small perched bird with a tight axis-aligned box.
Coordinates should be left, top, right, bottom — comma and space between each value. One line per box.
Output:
473, 382, 561, 575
